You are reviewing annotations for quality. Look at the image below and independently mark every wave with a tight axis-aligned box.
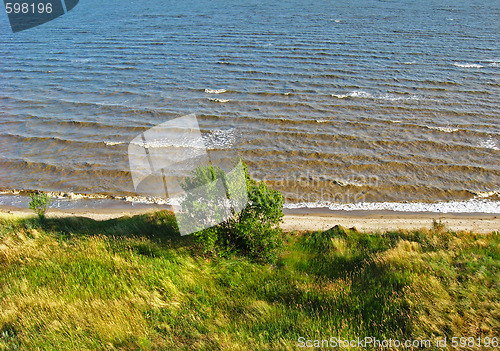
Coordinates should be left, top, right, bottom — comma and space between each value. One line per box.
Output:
208, 98, 230, 103
108, 129, 235, 150
426, 126, 459, 133
332, 90, 420, 101
1, 133, 107, 148
3, 187, 498, 214
331, 93, 350, 99
103, 141, 125, 146
204, 88, 227, 94
453, 63, 483, 68
285, 197, 500, 214
478, 137, 499, 151
473, 191, 499, 198
203, 129, 235, 149
0, 190, 177, 208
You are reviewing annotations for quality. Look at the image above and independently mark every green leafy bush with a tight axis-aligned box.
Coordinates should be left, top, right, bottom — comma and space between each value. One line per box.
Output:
29, 192, 52, 219
181, 161, 284, 263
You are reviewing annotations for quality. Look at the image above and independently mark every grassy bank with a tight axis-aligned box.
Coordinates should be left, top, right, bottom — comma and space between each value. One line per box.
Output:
0, 211, 498, 350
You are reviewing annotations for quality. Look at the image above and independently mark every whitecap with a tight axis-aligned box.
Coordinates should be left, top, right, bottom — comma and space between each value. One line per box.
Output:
208, 98, 230, 103
332, 90, 419, 101
453, 63, 483, 68
379, 93, 419, 101
284, 198, 500, 214
473, 191, 499, 198
130, 136, 206, 150
103, 141, 125, 146
202, 129, 235, 149
204, 88, 227, 94
349, 90, 372, 98
478, 136, 499, 151
331, 93, 349, 99
426, 126, 459, 133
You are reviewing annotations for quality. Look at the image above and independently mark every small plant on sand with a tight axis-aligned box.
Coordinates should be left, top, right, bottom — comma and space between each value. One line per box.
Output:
432, 218, 447, 232
29, 192, 52, 219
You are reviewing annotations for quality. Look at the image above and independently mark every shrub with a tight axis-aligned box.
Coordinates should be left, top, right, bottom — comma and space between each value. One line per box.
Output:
432, 219, 447, 233
29, 192, 52, 219
181, 161, 285, 263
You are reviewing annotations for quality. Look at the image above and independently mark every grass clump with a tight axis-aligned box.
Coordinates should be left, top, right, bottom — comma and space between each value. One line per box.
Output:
0, 212, 498, 350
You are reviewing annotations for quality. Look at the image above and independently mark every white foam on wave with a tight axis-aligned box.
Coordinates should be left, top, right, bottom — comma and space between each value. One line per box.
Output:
426, 126, 459, 133
379, 93, 420, 102
106, 130, 235, 150
331, 93, 349, 99
202, 129, 235, 149
204, 88, 227, 94
208, 98, 230, 103
285, 198, 500, 214
315, 120, 328, 123
478, 136, 499, 151
131, 137, 205, 150
125, 195, 180, 206
70, 58, 95, 64
473, 191, 499, 198
332, 90, 420, 101
349, 90, 372, 99
334, 179, 366, 187
103, 141, 125, 146
453, 63, 483, 68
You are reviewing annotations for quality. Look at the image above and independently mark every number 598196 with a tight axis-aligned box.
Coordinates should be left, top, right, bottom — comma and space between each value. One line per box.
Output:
5, 2, 53, 14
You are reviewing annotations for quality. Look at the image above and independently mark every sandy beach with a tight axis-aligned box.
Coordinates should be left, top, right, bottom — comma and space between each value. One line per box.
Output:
1, 205, 498, 234
281, 211, 499, 234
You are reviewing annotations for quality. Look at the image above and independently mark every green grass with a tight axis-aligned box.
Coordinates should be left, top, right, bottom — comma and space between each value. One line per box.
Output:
0, 212, 498, 350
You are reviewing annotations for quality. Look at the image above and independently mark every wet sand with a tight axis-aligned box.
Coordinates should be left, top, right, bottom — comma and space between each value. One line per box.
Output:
1, 205, 498, 234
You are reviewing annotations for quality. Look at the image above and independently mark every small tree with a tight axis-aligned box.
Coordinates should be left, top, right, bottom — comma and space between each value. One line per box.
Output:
29, 193, 52, 219
180, 161, 285, 263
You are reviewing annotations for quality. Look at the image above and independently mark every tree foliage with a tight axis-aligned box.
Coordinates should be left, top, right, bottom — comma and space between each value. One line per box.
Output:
180, 161, 284, 263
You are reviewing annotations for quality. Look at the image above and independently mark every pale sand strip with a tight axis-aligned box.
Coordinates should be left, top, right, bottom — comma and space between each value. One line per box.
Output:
282, 213, 499, 234
1, 206, 498, 234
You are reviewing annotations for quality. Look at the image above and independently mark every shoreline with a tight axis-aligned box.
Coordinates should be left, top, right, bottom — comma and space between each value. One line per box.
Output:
1, 205, 498, 234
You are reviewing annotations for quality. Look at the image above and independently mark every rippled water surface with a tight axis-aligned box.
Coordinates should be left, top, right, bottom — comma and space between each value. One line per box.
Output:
0, 0, 499, 211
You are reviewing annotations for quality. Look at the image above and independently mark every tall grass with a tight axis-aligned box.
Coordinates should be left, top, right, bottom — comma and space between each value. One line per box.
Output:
0, 212, 498, 350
